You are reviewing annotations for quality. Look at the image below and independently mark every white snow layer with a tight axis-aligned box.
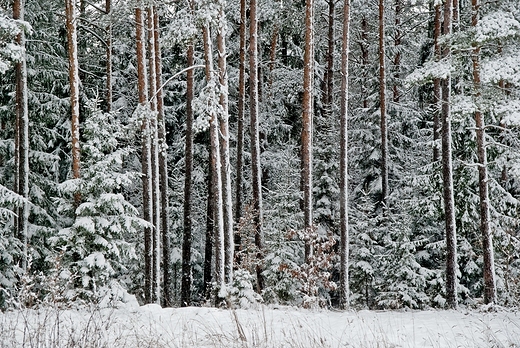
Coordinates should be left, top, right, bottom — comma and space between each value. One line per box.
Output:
1, 304, 519, 347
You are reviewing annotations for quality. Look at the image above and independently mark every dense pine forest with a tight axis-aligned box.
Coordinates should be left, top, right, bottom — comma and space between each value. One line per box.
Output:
0, 0, 519, 311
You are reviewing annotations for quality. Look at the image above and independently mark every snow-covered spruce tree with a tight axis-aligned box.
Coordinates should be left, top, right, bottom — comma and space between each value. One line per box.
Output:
51, 101, 143, 301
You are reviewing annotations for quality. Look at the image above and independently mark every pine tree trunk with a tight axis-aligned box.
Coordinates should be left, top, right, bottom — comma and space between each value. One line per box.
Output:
378, 0, 389, 209
339, 0, 351, 310
432, 1, 441, 162
216, 0, 234, 284
441, 0, 458, 309
203, 148, 215, 299
249, 0, 265, 291
393, 0, 401, 104
65, 0, 81, 206
235, 0, 247, 259
471, 0, 496, 305
153, 7, 171, 307
147, 5, 161, 305
321, 0, 334, 117
181, 42, 195, 307
302, 0, 314, 263
13, 0, 29, 271
135, 6, 153, 304
202, 24, 225, 295
105, 0, 112, 112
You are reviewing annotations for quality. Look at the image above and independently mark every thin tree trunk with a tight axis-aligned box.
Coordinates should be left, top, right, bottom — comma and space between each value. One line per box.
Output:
105, 0, 112, 112
441, 0, 458, 309
378, 0, 389, 208
181, 42, 195, 307
471, 0, 496, 305
135, 6, 153, 304
202, 24, 225, 295
203, 149, 215, 299
393, 0, 401, 104
216, 0, 234, 284
147, 6, 161, 305
153, 7, 171, 307
302, 0, 314, 263
268, 25, 278, 89
235, 0, 247, 258
249, 0, 265, 291
322, 0, 334, 117
65, 0, 81, 206
339, 0, 351, 310
433, 1, 441, 162
14, 0, 29, 271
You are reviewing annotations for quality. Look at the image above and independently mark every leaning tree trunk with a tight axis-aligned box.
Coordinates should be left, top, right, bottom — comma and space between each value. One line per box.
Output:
378, 0, 389, 209
13, 0, 29, 271
471, 0, 496, 305
135, 5, 153, 304
339, 0, 351, 310
65, 0, 81, 206
301, 0, 314, 263
249, 0, 265, 292
216, 0, 234, 285
441, 0, 458, 309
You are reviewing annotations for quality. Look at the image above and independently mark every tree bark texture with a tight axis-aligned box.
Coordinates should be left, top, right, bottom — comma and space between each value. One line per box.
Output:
203, 24, 225, 293
65, 0, 81, 205
216, 1, 234, 284
147, 5, 161, 305
378, 0, 389, 208
153, 7, 171, 307
181, 42, 195, 307
249, 0, 265, 292
339, 0, 351, 310
393, 0, 401, 104
135, 6, 153, 304
433, 2, 441, 163
471, 0, 496, 305
235, 0, 247, 258
105, 0, 112, 112
14, 0, 29, 270
322, 0, 334, 116
441, 0, 458, 309
302, 0, 314, 263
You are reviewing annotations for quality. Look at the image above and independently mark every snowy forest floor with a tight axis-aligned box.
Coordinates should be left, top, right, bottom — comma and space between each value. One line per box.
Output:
1, 303, 519, 347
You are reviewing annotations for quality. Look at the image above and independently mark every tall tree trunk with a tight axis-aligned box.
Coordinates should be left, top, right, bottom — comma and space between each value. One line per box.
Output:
216, 0, 234, 284
235, 0, 247, 258
268, 25, 278, 89
153, 7, 171, 307
339, 0, 351, 310
202, 24, 225, 295
14, 0, 29, 271
378, 0, 389, 208
302, 0, 314, 263
432, 1, 441, 162
249, 0, 265, 291
147, 5, 161, 305
322, 0, 334, 117
135, 6, 153, 304
181, 41, 195, 307
441, 0, 458, 309
65, 0, 81, 206
203, 147, 215, 299
393, 0, 401, 104
471, 0, 496, 305
105, 0, 112, 112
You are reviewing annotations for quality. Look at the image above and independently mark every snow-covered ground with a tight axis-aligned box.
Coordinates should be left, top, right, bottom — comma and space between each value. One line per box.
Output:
1, 304, 519, 347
